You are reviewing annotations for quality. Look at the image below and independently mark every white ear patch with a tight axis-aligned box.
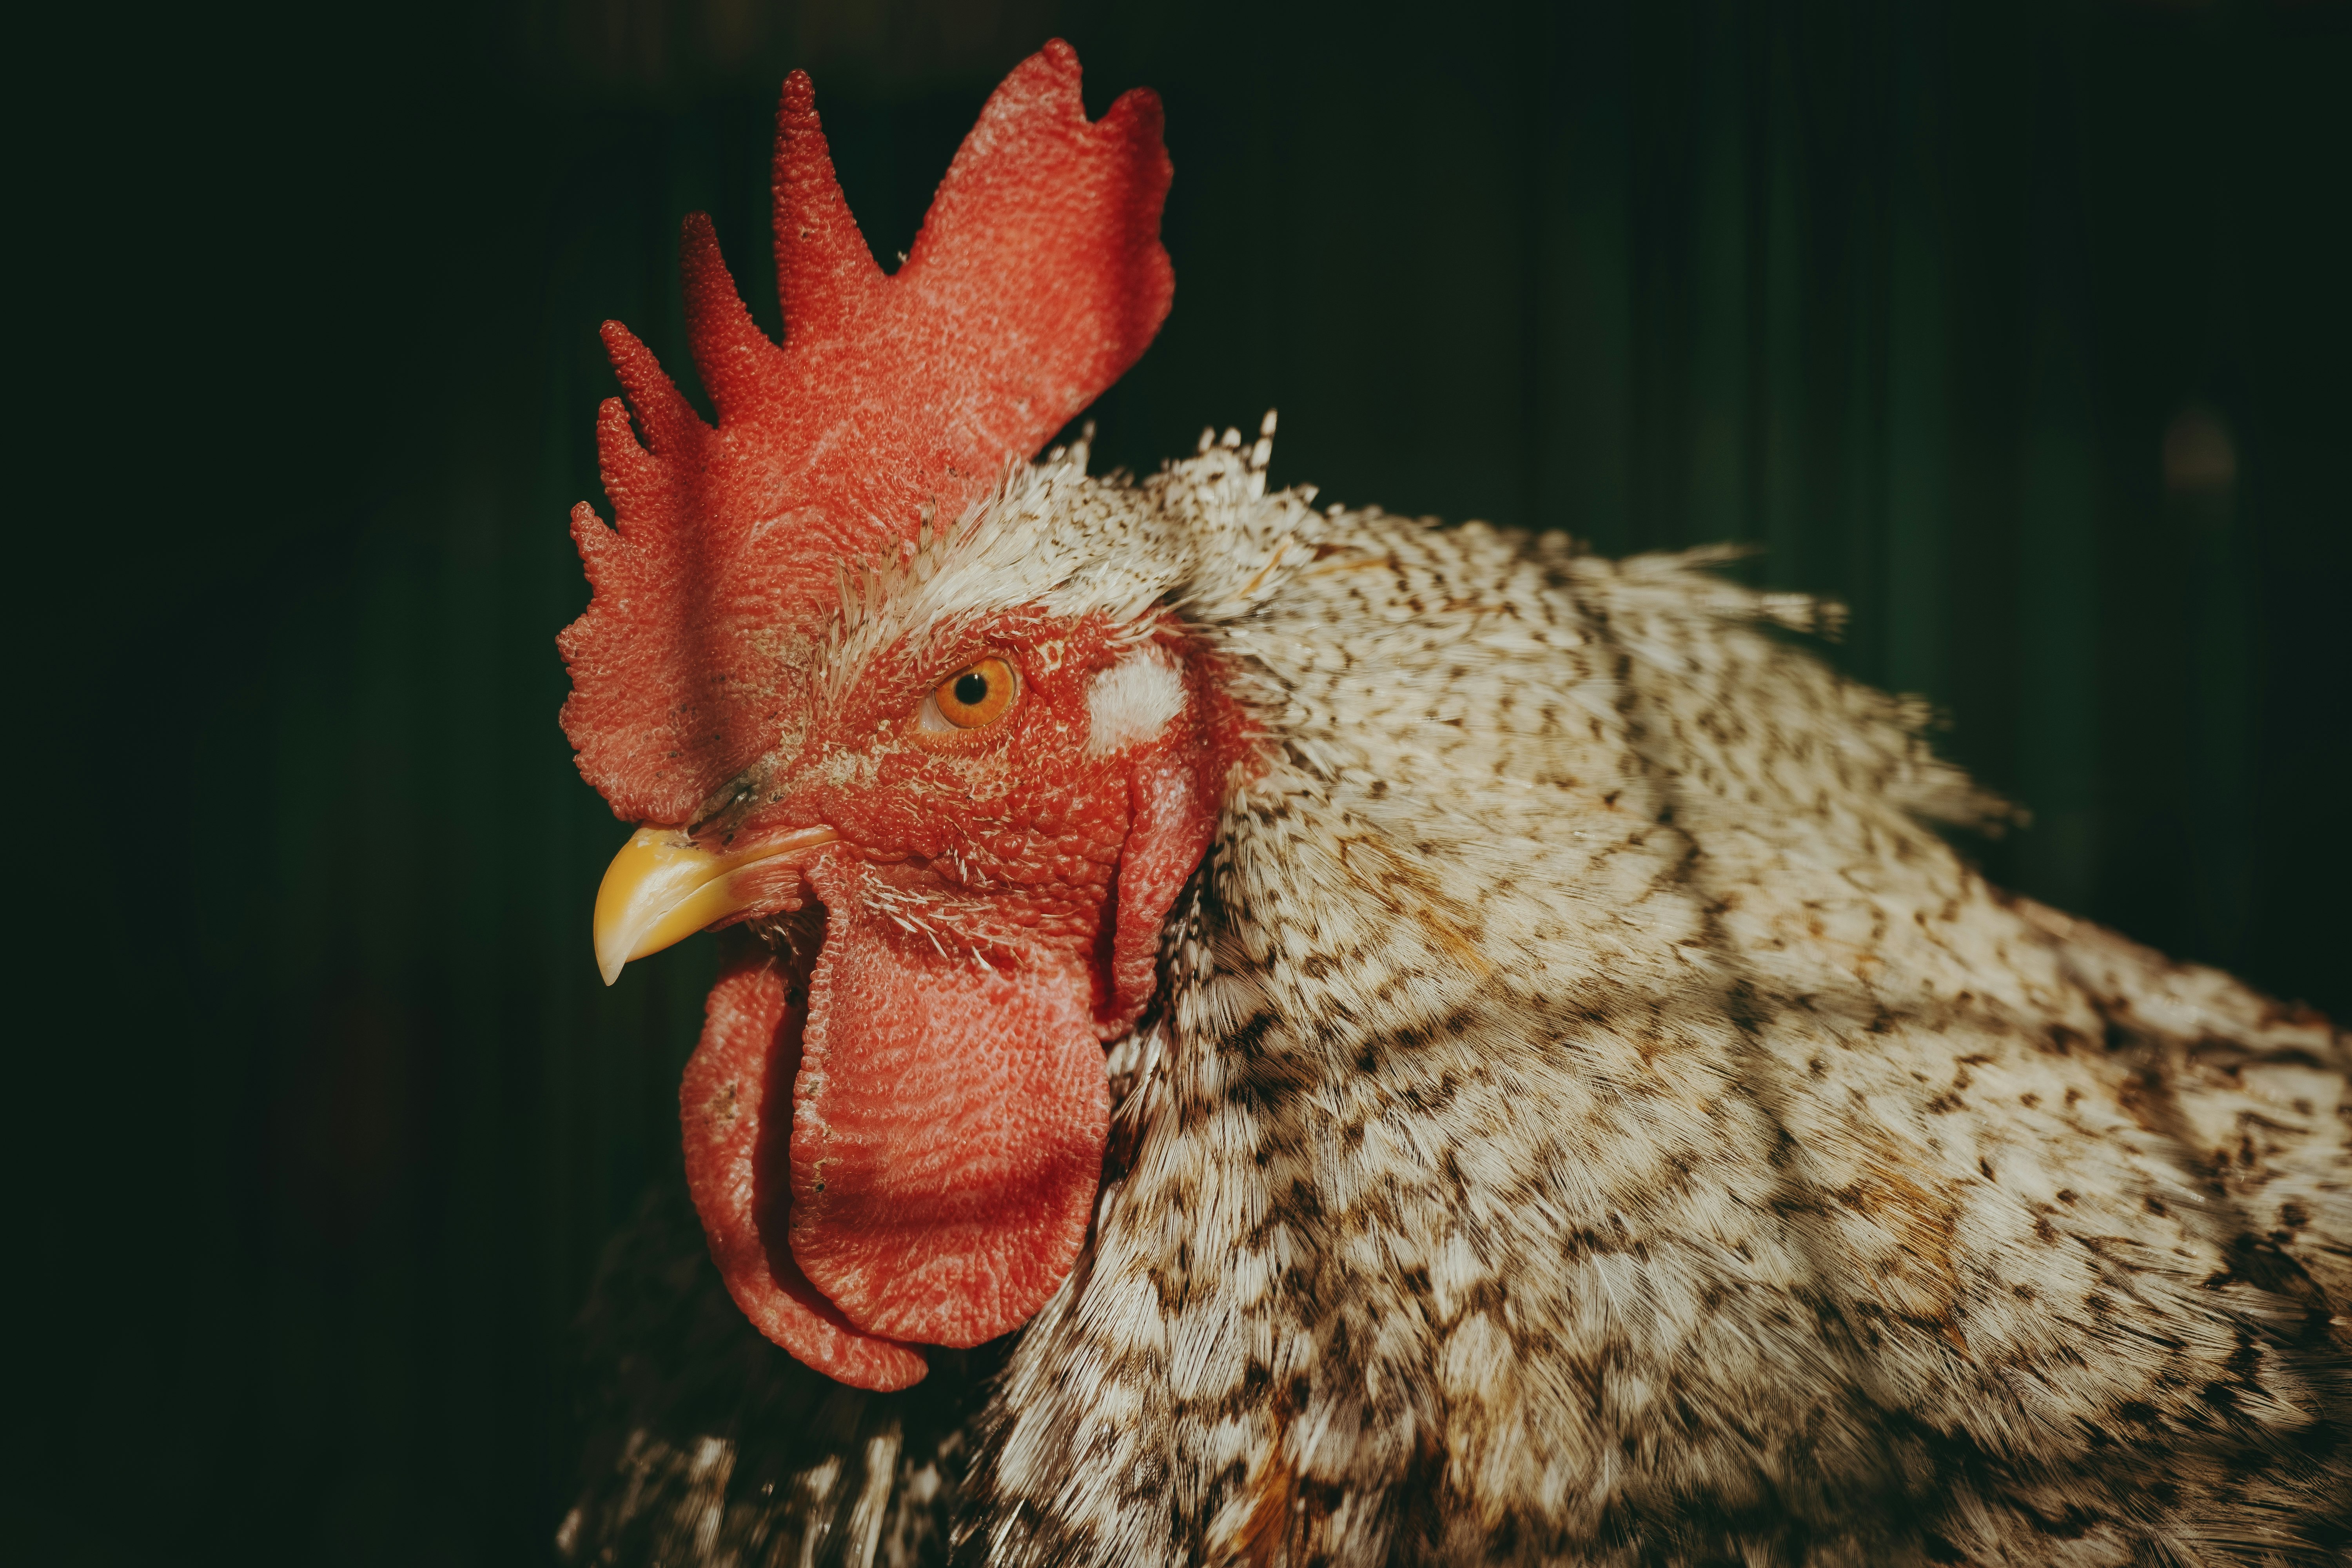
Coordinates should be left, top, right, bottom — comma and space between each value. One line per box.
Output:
1085, 648, 1186, 757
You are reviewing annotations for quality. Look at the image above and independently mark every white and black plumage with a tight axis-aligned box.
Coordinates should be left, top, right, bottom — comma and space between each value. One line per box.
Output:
550, 45, 2350, 1568
561, 436, 2348, 1567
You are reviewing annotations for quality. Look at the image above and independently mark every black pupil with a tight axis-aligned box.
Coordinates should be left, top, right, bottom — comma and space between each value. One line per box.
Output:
953, 670, 991, 707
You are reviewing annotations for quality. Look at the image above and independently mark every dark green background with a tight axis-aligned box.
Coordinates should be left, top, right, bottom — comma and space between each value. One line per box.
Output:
17, 0, 2347, 1561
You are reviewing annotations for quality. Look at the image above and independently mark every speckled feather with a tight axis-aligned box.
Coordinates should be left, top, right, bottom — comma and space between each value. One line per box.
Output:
561, 428, 2350, 1567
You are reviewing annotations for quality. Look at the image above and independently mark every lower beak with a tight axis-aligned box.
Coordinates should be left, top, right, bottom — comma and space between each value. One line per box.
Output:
593, 824, 838, 985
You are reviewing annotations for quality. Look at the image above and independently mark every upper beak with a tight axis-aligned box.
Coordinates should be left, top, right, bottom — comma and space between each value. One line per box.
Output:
592, 824, 838, 985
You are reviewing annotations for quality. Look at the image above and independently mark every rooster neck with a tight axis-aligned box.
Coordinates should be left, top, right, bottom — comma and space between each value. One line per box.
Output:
561, 466, 2348, 1568
950, 503, 2350, 1566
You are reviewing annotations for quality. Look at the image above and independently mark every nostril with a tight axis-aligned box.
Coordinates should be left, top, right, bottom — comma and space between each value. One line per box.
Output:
688, 779, 767, 839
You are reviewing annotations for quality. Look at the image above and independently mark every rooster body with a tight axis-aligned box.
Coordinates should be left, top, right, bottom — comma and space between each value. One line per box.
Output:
562, 442, 2349, 1567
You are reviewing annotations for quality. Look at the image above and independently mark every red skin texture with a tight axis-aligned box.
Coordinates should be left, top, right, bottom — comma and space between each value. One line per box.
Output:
788, 852, 1108, 1344
680, 945, 929, 1390
675, 613, 1255, 1387
559, 41, 1198, 1388
557, 42, 1174, 826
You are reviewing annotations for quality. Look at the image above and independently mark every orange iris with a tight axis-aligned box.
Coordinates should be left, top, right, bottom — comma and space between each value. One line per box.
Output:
933, 657, 1017, 729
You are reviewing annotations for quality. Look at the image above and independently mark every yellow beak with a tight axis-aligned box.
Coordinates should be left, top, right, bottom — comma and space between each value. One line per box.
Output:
592, 824, 838, 985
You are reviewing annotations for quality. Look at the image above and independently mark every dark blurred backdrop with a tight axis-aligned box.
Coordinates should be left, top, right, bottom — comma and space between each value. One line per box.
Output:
15, 0, 2348, 1561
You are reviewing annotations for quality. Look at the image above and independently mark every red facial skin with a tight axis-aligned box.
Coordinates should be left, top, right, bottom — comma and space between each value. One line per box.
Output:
675, 609, 1255, 1389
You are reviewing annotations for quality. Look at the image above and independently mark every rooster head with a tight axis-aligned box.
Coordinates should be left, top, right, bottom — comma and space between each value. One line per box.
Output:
558, 43, 1265, 1389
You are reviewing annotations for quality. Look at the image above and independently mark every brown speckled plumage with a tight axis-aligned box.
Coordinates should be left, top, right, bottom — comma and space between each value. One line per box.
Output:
561, 431, 2350, 1567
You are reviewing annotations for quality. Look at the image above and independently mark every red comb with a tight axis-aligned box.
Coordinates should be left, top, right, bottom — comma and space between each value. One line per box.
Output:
558, 41, 1174, 824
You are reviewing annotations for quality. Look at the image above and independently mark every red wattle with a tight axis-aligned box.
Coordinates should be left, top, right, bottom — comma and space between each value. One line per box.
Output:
786, 856, 1110, 1346
678, 943, 929, 1390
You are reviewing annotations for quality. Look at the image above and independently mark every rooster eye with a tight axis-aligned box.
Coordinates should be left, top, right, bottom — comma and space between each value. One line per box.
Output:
926, 657, 1018, 731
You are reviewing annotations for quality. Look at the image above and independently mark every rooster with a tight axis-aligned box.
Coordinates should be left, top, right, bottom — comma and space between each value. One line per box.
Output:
553, 42, 2350, 1568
